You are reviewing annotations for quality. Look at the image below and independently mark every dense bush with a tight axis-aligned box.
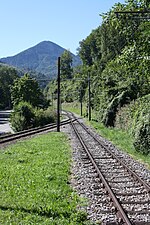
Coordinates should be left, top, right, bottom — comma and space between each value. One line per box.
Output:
34, 107, 57, 127
134, 115, 150, 155
131, 95, 150, 155
102, 91, 128, 127
115, 104, 132, 131
10, 102, 57, 132
76, 0, 150, 130
11, 101, 35, 132
115, 95, 150, 154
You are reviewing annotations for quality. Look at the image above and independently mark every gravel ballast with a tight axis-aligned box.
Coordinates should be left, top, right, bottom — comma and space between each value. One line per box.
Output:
61, 118, 150, 224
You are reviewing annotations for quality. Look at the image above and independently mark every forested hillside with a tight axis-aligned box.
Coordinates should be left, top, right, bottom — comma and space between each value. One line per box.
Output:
45, 0, 150, 154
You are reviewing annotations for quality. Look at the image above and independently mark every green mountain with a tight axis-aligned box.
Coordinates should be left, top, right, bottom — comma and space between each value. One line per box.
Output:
0, 41, 81, 79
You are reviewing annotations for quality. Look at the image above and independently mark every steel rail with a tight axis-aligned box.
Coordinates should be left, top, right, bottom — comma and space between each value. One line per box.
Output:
0, 123, 56, 140
68, 113, 132, 225
77, 118, 150, 192
0, 119, 71, 140
66, 110, 150, 192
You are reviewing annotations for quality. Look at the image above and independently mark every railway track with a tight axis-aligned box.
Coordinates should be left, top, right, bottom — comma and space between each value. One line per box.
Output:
65, 111, 150, 224
0, 119, 72, 145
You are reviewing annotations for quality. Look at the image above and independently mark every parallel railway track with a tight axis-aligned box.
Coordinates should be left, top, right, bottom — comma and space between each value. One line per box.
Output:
0, 119, 73, 145
65, 111, 150, 224
1, 110, 149, 224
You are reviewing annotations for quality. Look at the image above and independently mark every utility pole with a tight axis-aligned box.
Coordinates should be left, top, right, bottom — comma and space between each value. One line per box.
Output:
88, 72, 91, 121
57, 57, 61, 132
80, 89, 83, 116
51, 92, 53, 107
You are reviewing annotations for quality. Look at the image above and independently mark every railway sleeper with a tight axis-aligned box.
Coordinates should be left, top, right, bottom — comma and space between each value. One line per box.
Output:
116, 190, 148, 196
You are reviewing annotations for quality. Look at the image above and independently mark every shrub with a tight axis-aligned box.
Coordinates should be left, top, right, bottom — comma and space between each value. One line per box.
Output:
115, 104, 132, 131
102, 91, 128, 127
44, 107, 57, 123
115, 94, 150, 154
33, 108, 46, 127
131, 95, 150, 154
133, 115, 150, 155
33, 107, 57, 127
11, 103, 57, 132
10, 101, 35, 132
131, 96, 150, 132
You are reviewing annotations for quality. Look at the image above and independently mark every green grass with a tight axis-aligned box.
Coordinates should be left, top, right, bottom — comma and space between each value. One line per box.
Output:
0, 132, 92, 225
62, 102, 85, 116
89, 121, 150, 169
62, 103, 150, 169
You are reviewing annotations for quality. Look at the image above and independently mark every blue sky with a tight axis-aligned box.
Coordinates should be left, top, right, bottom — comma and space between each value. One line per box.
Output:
0, 0, 125, 58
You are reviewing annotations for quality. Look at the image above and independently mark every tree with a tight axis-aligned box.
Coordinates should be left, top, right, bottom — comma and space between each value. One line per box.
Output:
11, 74, 45, 107
0, 65, 18, 109
77, 0, 150, 123
60, 50, 73, 79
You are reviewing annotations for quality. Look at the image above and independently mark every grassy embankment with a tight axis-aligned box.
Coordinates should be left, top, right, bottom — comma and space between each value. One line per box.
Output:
62, 102, 150, 169
0, 132, 93, 225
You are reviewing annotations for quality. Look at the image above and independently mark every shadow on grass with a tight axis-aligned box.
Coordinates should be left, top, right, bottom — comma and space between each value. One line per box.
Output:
0, 204, 72, 219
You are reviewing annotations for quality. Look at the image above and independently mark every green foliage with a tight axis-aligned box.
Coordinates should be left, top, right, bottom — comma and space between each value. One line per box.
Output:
78, 30, 101, 66
134, 115, 150, 155
61, 80, 80, 103
10, 101, 35, 131
60, 50, 73, 79
44, 65, 88, 105
78, 0, 150, 148
43, 79, 58, 103
131, 95, 150, 154
0, 65, 18, 109
11, 74, 46, 107
102, 91, 128, 127
115, 104, 132, 131
131, 95, 150, 132
45, 0, 150, 154
11, 101, 57, 132
115, 95, 150, 154
34, 107, 57, 127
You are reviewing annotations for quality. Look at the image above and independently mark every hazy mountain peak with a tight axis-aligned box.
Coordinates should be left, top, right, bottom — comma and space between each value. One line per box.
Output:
0, 41, 81, 79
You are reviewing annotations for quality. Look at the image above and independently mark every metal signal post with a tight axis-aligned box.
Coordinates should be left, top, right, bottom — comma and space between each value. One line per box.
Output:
88, 72, 91, 121
57, 57, 61, 132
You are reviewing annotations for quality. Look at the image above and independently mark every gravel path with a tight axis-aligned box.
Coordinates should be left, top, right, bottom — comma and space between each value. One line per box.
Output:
0, 123, 14, 134
0, 110, 13, 134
